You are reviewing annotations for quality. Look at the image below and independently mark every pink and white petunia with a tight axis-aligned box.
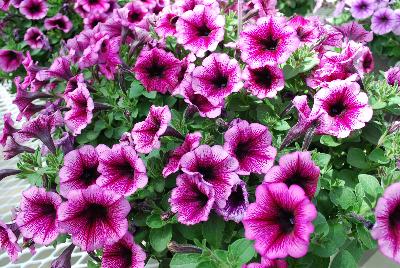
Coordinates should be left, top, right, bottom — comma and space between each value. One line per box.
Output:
19, 0, 47, 20
243, 64, 284, 99
215, 180, 249, 223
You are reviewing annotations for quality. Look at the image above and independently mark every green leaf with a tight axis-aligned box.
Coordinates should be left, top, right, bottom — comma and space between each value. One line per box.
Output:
310, 240, 337, 257
313, 213, 329, 237
368, 148, 389, 164
87, 260, 100, 268
312, 152, 331, 168
150, 224, 172, 252
170, 253, 201, 268
330, 250, 357, 268
347, 148, 369, 169
228, 238, 255, 265
329, 223, 347, 248
142, 91, 157, 99
129, 80, 144, 98
358, 174, 382, 198
330, 187, 356, 209
146, 213, 166, 228
320, 135, 341, 147
273, 120, 291, 131
202, 213, 225, 249
197, 261, 218, 268
356, 224, 376, 249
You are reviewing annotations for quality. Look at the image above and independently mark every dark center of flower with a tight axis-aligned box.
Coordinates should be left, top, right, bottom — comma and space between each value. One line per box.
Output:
88, 0, 99, 5
213, 75, 229, 88
234, 141, 251, 161
41, 203, 57, 219
115, 162, 134, 177
197, 166, 214, 182
55, 19, 66, 29
197, 24, 211, 37
119, 245, 133, 266
84, 203, 108, 223
80, 166, 100, 186
170, 16, 179, 25
197, 191, 210, 207
277, 209, 295, 234
260, 36, 279, 51
358, 2, 367, 10
227, 185, 244, 208
284, 172, 308, 190
147, 64, 165, 78
363, 55, 373, 70
380, 15, 388, 23
253, 68, 273, 88
28, 3, 41, 14
328, 102, 346, 117
129, 11, 142, 23
389, 205, 400, 229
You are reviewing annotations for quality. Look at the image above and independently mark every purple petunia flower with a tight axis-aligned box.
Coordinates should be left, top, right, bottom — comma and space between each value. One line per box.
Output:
176, 5, 225, 57
0, 113, 18, 146
263, 151, 320, 199
36, 56, 73, 81
102, 233, 146, 268
192, 53, 242, 106
133, 47, 181, 94
123, 2, 148, 28
371, 8, 396, 35
243, 257, 288, 268
155, 12, 179, 38
175, 0, 218, 13
349, 0, 377, 19
57, 185, 130, 251
24, 27, 49, 50
96, 144, 148, 196
356, 46, 374, 75
180, 145, 240, 207
59, 145, 101, 198
0, 0, 11, 10
163, 132, 202, 178
287, 16, 322, 45
251, 0, 277, 16
44, 13, 73, 33
239, 16, 299, 68
169, 173, 215, 225
393, 10, 400, 35
215, 180, 249, 223
314, 80, 373, 138
83, 13, 108, 30
243, 64, 284, 99
335, 21, 373, 43
0, 220, 21, 263
76, 0, 109, 13
16, 187, 62, 245
372, 182, 400, 264
385, 66, 400, 86
131, 105, 171, 154
19, 0, 47, 20
64, 82, 94, 136
3, 136, 34, 160
224, 120, 276, 175
0, 49, 23, 72
21, 52, 46, 92
50, 244, 75, 268
243, 183, 317, 259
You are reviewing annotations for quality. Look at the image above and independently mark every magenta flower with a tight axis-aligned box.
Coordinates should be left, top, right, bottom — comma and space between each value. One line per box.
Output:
24, 27, 49, 50
263, 151, 320, 199
133, 47, 181, 94
393, 10, 400, 35
76, 0, 109, 13
244, 257, 288, 268
175, 0, 218, 13
21, 52, 46, 92
44, 13, 73, 33
131, 105, 171, 154
215, 180, 249, 223
155, 12, 179, 38
176, 5, 225, 57
0, 49, 23, 72
385, 66, 400, 86
251, 0, 277, 16
84, 13, 108, 29
192, 53, 242, 106
3, 136, 34, 160
97, 144, 148, 196
335, 21, 373, 43
58, 185, 130, 251
19, 0, 47, 20
169, 173, 215, 225
224, 120, 276, 175
371, 8, 396, 35
163, 132, 202, 178
59, 145, 100, 198
180, 145, 239, 207
16, 187, 62, 245
173, 55, 196, 95
102, 233, 146, 268
36, 56, 73, 81
0, 113, 18, 146
287, 16, 322, 45
239, 16, 299, 68
243, 183, 317, 259
0, 220, 21, 263
243, 64, 284, 99
66, 28, 96, 63
372, 182, 400, 264
64, 83, 94, 136
65, 73, 86, 97
0, 0, 11, 10
314, 80, 373, 138
350, 0, 376, 19
123, 2, 148, 28
356, 46, 374, 75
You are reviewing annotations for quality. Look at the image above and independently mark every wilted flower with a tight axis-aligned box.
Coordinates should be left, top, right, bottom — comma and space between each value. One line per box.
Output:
131, 105, 171, 154
371, 8, 396, 35
44, 13, 73, 33
349, 0, 376, 19
50, 244, 75, 268
243, 64, 284, 99
0, 113, 18, 146
224, 120, 276, 175
16, 187, 62, 245
215, 180, 249, 223
97, 144, 148, 196
169, 173, 215, 225
3, 136, 34, 160
243, 183, 317, 259
58, 185, 130, 251
19, 0, 47, 20
24, 27, 49, 50
0, 49, 23, 72
385, 66, 400, 86
36, 57, 73, 81
0, 220, 21, 263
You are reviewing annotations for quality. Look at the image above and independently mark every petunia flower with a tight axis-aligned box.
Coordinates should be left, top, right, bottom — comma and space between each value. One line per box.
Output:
64, 82, 94, 136
83, 13, 108, 30
65, 73, 86, 98
66, 28, 96, 63
102, 233, 146, 268
133, 47, 181, 94
287, 16, 322, 45
313, 80, 373, 138
243, 64, 284, 99
180, 144, 240, 207
3, 136, 35, 160
0, 113, 18, 146
97, 144, 148, 196
36, 56, 73, 81
192, 53, 242, 106
44, 13, 73, 33
19, 0, 47, 20
349, 0, 377, 19
372, 182, 400, 264
335, 21, 373, 43
24, 27, 49, 50
131, 105, 172, 154
393, 10, 400, 35
50, 244, 75, 268
243, 257, 288, 268
173, 55, 196, 95
371, 8, 396, 35
385, 66, 400, 86
0, 220, 21, 263
0, 0, 11, 10
59, 145, 101, 198
174, 0, 218, 13
169, 173, 215, 225
123, 2, 148, 28
263, 151, 320, 199
251, 0, 277, 16
355, 46, 374, 75
239, 16, 299, 68
155, 12, 179, 38
176, 5, 225, 58
21, 52, 47, 92
76, 0, 109, 13
16, 187, 62, 245
224, 120, 276, 175
215, 180, 249, 223
243, 183, 317, 259
57, 185, 130, 251
0, 49, 23, 72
